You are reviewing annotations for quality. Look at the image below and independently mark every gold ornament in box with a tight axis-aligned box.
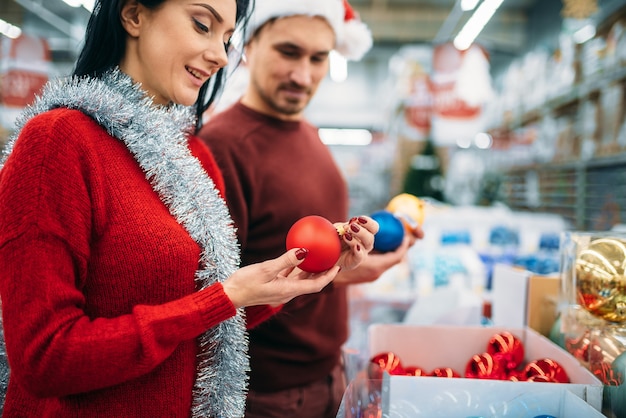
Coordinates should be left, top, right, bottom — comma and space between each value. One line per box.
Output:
576, 238, 626, 323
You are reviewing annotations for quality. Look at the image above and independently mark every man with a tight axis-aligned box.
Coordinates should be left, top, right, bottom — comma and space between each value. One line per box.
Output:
198, 1, 422, 416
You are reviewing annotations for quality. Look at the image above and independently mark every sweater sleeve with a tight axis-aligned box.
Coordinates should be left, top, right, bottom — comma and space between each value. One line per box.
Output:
245, 305, 283, 329
0, 111, 237, 397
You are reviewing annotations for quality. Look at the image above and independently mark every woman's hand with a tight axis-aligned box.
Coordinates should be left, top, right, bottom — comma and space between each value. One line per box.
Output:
222, 248, 340, 308
333, 222, 425, 286
334, 216, 379, 271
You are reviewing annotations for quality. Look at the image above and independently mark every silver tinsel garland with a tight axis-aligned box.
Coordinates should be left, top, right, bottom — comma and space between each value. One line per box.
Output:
0, 68, 248, 417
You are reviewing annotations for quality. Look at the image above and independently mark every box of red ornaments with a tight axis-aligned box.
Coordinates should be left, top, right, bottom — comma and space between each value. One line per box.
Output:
360, 324, 603, 416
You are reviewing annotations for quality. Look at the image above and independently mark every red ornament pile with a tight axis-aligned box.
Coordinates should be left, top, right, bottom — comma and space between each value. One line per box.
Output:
368, 331, 570, 383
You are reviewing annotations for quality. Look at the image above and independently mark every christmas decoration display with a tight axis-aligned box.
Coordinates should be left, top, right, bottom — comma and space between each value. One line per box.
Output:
369, 193, 425, 252
556, 232, 626, 416
386, 193, 425, 232
285, 215, 341, 273
367, 351, 405, 379
575, 237, 626, 323
370, 210, 405, 252
465, 352, 508, 380
403, 366, 427, 377
486, 331, 525, 371
367, 332, 569, 383
430, 367, 461, 378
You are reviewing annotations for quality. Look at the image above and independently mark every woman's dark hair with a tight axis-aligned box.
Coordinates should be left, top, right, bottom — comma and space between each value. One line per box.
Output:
73, 0, 253, 130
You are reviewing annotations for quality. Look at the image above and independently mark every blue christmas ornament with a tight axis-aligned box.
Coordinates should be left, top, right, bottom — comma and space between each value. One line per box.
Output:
371, 210, 405, 252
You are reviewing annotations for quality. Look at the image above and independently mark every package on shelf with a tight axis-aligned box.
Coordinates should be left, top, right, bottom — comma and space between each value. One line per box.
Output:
580, 36, 607, 80
519, 49, 551, 112
599, 81, 625, 155
545, 34, 578, 99
366, 324, 603, 413
553, 113, 578, 163
490, 263, 561, 335
579, 98, 601, 160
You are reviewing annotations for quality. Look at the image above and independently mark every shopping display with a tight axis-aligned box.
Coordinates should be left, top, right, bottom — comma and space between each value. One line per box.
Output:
369, 193, 425, 253
370, 210, 405, 252
5, 1, 626, 417
285, 215, 341, 273
386, 193, 425, 232
557, 231, 626, 417
575, 237, 626, 323
368, 331, 569, 383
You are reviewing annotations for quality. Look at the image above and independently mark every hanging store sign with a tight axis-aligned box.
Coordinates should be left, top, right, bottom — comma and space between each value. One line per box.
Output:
430, 42, 493, 146
0, 34, 51, 130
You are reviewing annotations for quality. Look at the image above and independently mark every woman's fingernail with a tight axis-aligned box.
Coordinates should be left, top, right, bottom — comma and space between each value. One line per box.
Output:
356, 245, 361, 251
295, 248, 308, 260
344, 233, 353, 241
350, 224, 360, 233
357, 217, 367, 224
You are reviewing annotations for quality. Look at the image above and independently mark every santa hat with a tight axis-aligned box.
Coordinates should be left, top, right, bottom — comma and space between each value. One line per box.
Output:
246, 0, 373, 61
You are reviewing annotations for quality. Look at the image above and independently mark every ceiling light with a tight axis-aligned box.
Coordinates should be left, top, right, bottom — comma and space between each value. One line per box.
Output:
82, 0, 95, 12
454, 0, 504, 51
572, 23, 596, 43
0, 18, 22, 39
62, 0, 83, 7
329, 51, 348, 83
62, 0, 94, 11
319, 128, 372, 146
474, 132, 492, 149
460, 0, 480, 12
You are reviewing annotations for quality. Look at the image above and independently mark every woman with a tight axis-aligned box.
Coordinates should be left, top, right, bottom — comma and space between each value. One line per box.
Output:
0, 0, 377, 416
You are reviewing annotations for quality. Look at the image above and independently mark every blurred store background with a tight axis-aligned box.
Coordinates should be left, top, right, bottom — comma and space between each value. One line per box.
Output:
3, 1, 626, 416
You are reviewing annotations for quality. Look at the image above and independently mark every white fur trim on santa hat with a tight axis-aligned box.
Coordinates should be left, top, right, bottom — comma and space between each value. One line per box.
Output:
337, 18, 373, 61
246, 0, 373, 61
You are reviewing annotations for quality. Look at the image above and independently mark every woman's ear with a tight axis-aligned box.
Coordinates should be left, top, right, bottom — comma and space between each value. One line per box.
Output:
120, 0, 142, 37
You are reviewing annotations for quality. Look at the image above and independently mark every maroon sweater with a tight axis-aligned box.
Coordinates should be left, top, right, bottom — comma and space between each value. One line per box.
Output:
198, 102, 349, 392
0, 108, 277, 417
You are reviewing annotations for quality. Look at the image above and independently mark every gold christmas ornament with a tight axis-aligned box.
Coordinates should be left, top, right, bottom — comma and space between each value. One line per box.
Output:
576, 238, 626, 323
561, 0, 599, 20
386, 193, 425, 231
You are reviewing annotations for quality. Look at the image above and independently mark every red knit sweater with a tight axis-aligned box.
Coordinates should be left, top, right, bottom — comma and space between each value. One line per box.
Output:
0, 108, 276, 417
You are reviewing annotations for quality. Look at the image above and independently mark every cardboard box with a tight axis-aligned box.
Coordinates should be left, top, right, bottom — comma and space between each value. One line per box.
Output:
491, 263, 560, 336
367, 324, 603, 413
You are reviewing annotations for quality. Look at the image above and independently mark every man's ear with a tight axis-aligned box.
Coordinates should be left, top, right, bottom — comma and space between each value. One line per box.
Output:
120, 0, 143, 37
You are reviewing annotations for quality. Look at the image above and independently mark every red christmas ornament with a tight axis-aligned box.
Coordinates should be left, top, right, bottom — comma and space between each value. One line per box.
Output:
404, 366, 427, 376
507, 369, 522, 381
285, 215, 341, 273
522, 358, 570, 383
430, 367, 461, 378
368, 352, 405, 379
465, 352, 507, 380
526, 374, 553, 382
486, 331, 525, 371
361, 404, 382, 418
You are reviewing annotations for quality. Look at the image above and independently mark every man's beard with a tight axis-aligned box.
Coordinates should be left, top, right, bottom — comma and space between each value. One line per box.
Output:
260, 82, 310, 117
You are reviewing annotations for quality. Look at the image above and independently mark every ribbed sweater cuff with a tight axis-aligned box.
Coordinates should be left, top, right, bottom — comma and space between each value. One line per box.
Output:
193, 283, 237, 328
245, 304, 283, 329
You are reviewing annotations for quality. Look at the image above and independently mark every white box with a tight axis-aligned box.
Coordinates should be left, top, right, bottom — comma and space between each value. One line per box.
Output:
491, 263, 561, 336
367, 324, 603, 414
379, 375, 604, 417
